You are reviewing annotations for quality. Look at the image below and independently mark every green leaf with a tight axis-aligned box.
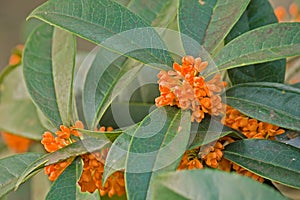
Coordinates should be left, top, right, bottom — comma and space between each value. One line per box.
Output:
0, 100, 45, 140
188, 116, 244, 150
28, 0, 173, 69
225, 0, 286, 84
46, 158, 99, 200
103, 125, 138, 185
15, 137, 110, 189
82, 49, 141, 129
152, 169, 287, 200
52, 28, 76, 125
79, 128, 122, 142
23, 24, 59, 128
0, 153, 42, 198
213, 23, 300, 75
127, 0, 177, 26
178, 0, 250, 54
125, 107, 191, 200
225, 82, 300, 131
224, 139, 300, 189
0, 66, 45, 140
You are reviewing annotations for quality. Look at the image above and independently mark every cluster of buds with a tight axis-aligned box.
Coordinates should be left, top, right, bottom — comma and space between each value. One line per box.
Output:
41, 122, 82, 181
78, 149, 125, 197
155, 56, 226, 123
222, 106, 285, 139
41, 123, 125, 198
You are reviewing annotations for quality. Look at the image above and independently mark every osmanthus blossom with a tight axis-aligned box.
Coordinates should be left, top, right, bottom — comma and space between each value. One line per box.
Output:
155, 55, 226, 123
156, 55, 286, 183
274, 2, 300, 22
41, 122, 125, 198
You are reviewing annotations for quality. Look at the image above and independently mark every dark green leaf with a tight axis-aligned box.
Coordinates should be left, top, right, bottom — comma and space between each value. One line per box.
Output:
152, 169, 287, 200
224, 139, 300, 189
23, 24, 72, 128
28, 0, 173, 69
82, 49, 141, 129
226, 82, 300, 131
79, 128, 122, 142
188, 116, 244, 150
213, 23, 300, 75
0, 153, 42, 198
103, 125, 138, 185
292, 82, 300, 88
46, 158, 99, 200
125, 107, 191, 199
178, 0, 250, 54
0, 100, 45, 140
127, 0, 176, 26
225, 0, 286, 84
0, 66, 45, 140
16, 137, 110, 189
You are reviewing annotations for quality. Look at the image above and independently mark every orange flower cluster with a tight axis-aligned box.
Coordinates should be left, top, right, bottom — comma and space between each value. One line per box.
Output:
155, 56, 226, 123
41, 123, 125, 198
177, 148, 203, 170
199, 141, 224, 168
1, 132, 33, 153
177, 136, 265, 183
178, 139, 227, 170
41, 122, 82, 181
222, 106, 285, 139
233, 163, 264, 183
78, 148, 125, 197
274, 2, 300, 22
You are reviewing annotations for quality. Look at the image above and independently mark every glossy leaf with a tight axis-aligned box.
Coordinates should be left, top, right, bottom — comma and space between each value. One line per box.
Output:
0, 100, 45, 140
152, 169, 287, 200
79, 128, 122, 142
224, 139, 300, 189
0, 153, 42, 198
28, 0, 173, 69
225, 0, 286, 84
213, 23, 300, 75
103, 125, 138, 185
127, 0, 177, 26
46, 158, 99, 200
82, 49, 141, 129
226, 82, 300, 131
23, 24, 60, 128
188, 116, 244, 150
178, 0, 250, 54
52, 28, 76, 125
125, 107, 191, 200
16, 137, 110, 189
0, 66, 45, 140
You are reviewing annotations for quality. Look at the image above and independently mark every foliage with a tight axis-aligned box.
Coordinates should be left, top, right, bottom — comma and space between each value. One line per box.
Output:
0, 0, 300, 199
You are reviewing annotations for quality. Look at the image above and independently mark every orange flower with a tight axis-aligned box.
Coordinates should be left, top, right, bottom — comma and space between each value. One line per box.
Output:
274, 3, 300, 22
200, 142, 224, 168
222, 106, 285, 139
8, 44, 24, 66
1, 44, 34, 153
1, 132, 33, 153
78, 147, 126, 197
233, 163, 264, 183
156, 55, 226, 123
41, 121, 84, 181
